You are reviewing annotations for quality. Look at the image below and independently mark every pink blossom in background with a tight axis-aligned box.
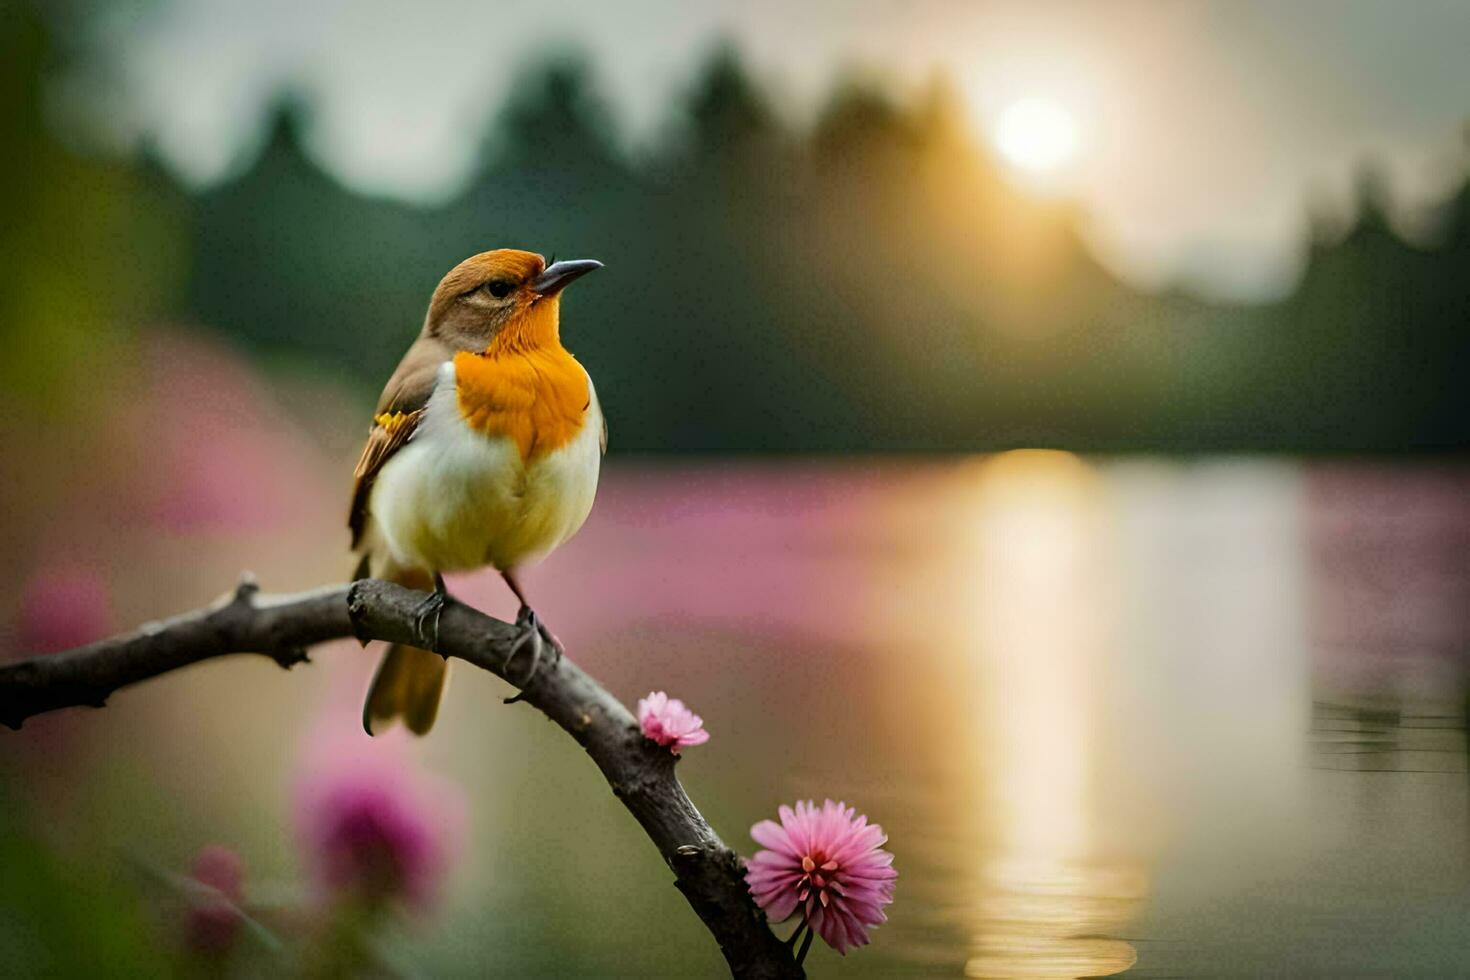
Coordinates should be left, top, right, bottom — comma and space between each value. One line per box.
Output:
6, 567, 112, 776
305, 780, 442, 909
123, 333, 327, 533
636, 691, 710, 753
16, 566, 111, 653
184, 845, 246, 955
746, 799, 897, 955
294, 724, 464, 913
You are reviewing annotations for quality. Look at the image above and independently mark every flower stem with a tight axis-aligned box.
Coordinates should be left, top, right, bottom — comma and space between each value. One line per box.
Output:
795, 926, 815, 966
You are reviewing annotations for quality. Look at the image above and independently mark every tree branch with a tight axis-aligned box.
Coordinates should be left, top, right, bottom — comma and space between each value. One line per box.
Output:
0, 576, 802, 979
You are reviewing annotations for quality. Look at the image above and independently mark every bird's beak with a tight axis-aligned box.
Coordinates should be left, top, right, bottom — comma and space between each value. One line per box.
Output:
532, 259, 603, 298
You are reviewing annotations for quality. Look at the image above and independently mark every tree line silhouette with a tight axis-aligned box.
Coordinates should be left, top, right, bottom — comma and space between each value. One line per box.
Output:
25, 19, 1470, 451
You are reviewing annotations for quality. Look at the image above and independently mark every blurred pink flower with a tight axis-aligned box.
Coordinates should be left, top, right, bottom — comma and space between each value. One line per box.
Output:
745, 799, 897, 955
636, 691, 710, 753
294, 726, 463, 913
6, 567, 112, 779
184, 845, 246, 956
121, 332, 327, 533
16, 566, 110, 653
305, 781, 442, 909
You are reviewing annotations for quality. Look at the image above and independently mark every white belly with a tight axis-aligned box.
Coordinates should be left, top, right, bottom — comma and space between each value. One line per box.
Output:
368, 362, 602, 573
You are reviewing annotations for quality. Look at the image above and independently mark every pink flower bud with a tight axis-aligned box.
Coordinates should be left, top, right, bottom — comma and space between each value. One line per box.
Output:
636, 691, 710, 754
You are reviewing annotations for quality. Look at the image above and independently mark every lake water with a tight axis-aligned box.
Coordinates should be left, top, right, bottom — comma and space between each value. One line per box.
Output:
8, 453, 1468, 977
412, 454, 1467, 977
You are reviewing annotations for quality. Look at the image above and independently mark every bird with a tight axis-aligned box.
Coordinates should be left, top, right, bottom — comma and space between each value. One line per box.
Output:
349, 248, 605, 736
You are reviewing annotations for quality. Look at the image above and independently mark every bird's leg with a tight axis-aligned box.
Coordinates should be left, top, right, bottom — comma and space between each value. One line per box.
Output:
412, 573, 449, 650
500, 571, 564, 704
500, 570, 565, 664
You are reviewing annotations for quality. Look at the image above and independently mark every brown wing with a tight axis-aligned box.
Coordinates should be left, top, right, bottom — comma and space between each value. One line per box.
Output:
348, 338, 451, 550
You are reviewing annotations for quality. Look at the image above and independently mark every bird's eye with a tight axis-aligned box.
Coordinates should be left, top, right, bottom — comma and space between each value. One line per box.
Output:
485, 280, 513, 299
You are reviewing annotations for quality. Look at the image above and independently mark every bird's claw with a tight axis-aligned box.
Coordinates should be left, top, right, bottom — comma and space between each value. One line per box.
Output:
503, 605, 563, 703
412, 590, 446, 649
541, 625, 565, 669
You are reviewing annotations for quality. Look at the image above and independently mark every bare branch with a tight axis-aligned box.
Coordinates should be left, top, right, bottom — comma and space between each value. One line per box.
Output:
0, 576, 802, 979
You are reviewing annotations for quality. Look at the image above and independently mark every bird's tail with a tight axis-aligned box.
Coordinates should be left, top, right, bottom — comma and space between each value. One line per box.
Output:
360, 561, 448, 737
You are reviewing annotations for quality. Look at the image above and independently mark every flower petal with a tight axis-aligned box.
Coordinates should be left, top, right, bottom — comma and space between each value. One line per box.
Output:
750, 820, 794, 855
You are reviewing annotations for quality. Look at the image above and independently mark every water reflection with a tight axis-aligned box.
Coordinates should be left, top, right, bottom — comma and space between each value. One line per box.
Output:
965, 859, 1142, 979
1311, 701, 1467, 773
1305, 463, 1470, 775
950, 452, 1144, 979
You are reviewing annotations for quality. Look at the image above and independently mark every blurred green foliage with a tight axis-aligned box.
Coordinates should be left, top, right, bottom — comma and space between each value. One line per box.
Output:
0, 802, 158, 976
0, 1, 186, 411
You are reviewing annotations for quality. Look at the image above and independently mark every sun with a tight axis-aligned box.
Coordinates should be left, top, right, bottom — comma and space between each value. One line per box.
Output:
993, 98, 1080, 182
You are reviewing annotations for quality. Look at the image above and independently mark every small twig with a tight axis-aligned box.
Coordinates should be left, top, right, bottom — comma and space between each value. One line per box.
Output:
795, 926, 815, 966
127, 855, 286, 955
0, 576, 801, 980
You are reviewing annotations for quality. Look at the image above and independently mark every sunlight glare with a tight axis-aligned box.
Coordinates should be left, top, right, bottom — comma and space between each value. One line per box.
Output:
951, 451, 1143, 978
994, 98, 1080, 181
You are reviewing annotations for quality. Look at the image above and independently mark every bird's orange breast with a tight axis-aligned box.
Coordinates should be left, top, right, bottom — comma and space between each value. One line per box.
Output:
453, 346, 589, 462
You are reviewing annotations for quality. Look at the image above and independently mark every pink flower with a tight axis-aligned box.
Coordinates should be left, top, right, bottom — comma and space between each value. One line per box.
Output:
294, 725, 463, 913
184, 845, 246, 955
745, 800, 897, 955
636, 691, 710, 753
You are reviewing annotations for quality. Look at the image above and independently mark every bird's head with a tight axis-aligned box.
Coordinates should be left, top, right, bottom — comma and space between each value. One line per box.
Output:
424, 248, 602, 350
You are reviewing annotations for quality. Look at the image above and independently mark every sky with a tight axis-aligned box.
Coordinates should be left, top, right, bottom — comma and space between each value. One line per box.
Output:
77, 0, 1470, 302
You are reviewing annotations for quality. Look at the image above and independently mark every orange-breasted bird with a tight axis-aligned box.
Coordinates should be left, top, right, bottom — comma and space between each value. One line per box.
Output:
349, 249, 604, 735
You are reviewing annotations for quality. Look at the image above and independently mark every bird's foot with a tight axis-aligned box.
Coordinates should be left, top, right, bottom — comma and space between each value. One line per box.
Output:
412, 589, 447, 649
539, 616, 566, 668
502, 605, 564, 704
